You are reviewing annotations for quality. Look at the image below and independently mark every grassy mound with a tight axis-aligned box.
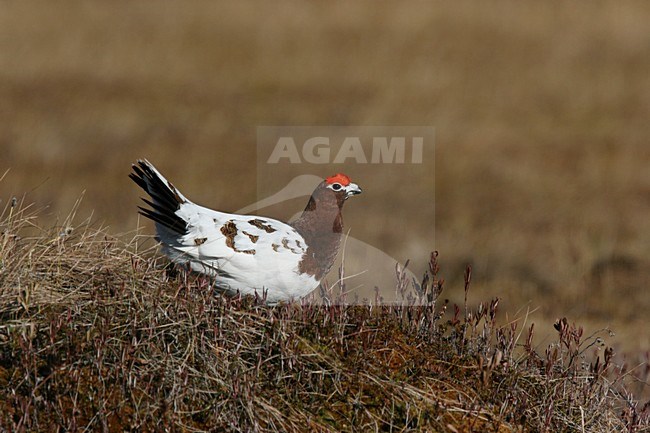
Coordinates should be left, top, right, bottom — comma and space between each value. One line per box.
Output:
0, 201, 648, 432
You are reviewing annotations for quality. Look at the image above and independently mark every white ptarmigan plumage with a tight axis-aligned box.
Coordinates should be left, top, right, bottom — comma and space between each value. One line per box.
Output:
130, 160, 361, 303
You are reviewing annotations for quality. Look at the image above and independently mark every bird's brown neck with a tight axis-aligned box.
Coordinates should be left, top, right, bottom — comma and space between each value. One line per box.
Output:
291, 193, 344, 280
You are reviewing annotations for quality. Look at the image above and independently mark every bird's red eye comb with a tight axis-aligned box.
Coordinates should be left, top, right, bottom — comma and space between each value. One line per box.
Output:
325, 173, 351, 186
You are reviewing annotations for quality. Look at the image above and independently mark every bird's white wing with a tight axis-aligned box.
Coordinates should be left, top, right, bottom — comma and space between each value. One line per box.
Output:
161, 202, 316, 300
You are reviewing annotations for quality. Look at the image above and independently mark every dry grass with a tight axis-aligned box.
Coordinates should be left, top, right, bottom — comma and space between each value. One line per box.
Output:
1, 202, 649, 432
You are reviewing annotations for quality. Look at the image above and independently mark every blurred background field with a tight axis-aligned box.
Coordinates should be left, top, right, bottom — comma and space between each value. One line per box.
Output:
1, 2, 649, 354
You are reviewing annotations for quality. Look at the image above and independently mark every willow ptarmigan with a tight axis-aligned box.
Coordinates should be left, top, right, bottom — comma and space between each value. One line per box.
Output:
130, 159, 362, 303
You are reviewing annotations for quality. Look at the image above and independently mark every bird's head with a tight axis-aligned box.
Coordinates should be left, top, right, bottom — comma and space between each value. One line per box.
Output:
324, 173, 362, 201
300, 173, 362, 215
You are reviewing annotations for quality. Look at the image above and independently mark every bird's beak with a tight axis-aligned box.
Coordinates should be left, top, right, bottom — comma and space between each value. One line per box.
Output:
345, 183, 362, 199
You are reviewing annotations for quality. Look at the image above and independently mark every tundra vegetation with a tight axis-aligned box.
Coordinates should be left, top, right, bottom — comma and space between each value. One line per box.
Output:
1, 201, 648, 432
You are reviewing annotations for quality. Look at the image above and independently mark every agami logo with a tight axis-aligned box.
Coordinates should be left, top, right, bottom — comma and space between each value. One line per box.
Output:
267, 136, 424, 164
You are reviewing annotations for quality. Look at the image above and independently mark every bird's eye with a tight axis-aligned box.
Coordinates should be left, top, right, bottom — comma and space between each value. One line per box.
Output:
331, 183, 342, 191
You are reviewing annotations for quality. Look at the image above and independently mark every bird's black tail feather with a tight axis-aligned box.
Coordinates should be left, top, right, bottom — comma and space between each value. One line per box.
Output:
129, 160, 187, 236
